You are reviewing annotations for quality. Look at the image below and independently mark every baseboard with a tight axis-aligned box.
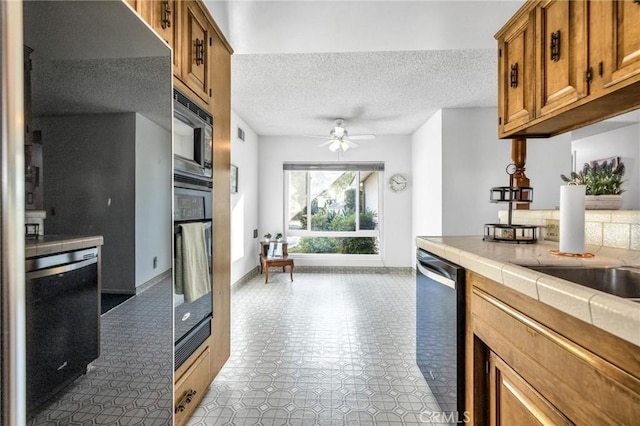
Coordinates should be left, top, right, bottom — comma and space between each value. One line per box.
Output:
293, 266, 414, 274
232, 266, 260, 287
136, 269, 171, 294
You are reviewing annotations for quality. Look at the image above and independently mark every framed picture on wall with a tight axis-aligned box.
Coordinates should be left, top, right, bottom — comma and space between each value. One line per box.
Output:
230, 164, 238, 193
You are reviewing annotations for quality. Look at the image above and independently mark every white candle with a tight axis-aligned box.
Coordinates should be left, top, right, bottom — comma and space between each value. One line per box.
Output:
559, 185, 586, 254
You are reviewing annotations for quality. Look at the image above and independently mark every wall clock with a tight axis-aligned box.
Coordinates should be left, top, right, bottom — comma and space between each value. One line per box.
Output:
388, 174, 408, 192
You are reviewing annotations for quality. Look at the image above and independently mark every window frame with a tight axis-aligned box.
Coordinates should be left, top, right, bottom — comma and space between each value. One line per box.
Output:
283, 162, 384, 253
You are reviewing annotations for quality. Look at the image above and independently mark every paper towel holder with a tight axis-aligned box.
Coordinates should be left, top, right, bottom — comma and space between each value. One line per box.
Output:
483, 163, 538, 244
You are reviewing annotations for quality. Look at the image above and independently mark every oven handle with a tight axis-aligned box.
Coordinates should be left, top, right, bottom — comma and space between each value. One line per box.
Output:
417, 262, 456, 290
26, 256, 97, 280
174, 221, 212, 234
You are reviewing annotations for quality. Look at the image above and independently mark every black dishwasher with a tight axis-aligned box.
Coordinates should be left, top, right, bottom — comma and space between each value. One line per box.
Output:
25, 247, 100, 415
416, 249, 465, 422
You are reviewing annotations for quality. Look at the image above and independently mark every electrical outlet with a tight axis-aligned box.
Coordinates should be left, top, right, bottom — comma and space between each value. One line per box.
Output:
253, 229, 258, 239
544, 219, 559, 242
153, 256, 158, 269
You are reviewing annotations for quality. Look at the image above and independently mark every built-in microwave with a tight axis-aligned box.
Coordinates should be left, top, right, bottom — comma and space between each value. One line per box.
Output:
173, 89, 213, 178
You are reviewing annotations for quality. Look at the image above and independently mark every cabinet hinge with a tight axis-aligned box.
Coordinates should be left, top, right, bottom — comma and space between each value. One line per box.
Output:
598, 61, 604, 77
499, 117, 502, 125
586, 67, 593, 83
486, 360, 490, 375
498, 48, 502, 58
209, 89, 212, 97
29, 59, 33, 71
209, 37, 212, 46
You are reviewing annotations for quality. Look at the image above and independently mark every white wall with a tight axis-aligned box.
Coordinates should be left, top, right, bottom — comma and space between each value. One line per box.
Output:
571, 123, 640, 209
411, 107, 572, 243
411, 110, 443, 238
230, 111, 260, 283
258, 135, 413, 267
135, 113, 172, 287
526, 132, 573, 209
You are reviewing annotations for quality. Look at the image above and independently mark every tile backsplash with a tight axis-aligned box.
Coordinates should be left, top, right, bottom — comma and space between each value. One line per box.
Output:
499, 210, 640, 250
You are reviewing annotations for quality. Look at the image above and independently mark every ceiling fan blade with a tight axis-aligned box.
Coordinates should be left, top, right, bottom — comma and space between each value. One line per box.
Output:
345, 139, 359, 148
348, 134, 375, 140
317, 140, 334, 147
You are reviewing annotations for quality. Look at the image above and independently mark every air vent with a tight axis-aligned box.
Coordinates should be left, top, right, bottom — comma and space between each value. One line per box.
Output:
173, 88, 213, 126
174, 173, 213, 189
237, 127, 245, 141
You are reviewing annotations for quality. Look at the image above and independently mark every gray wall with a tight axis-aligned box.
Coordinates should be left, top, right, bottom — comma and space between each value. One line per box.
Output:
40, 113, 137, 293
135, 113, 172, 286
39, 112, 171, 293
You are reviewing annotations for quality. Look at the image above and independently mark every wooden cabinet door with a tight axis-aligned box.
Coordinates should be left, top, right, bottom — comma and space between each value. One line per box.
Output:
498, 10, 535, 137
536, 0, 588, 116
604, 0, 640, 87
489, 352, 573, 426
181, 1, 210, 104
150, 0, 179, 75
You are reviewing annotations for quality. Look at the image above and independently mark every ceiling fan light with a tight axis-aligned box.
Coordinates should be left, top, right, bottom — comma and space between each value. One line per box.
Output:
328, 139, 340, 152
340, 140, 350, 151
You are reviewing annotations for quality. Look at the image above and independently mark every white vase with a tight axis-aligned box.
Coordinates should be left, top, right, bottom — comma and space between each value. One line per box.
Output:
584, 194, 623, 210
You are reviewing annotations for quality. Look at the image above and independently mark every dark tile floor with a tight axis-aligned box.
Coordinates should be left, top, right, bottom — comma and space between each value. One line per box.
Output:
29, 278, 173, 425
187, 269, 446, 426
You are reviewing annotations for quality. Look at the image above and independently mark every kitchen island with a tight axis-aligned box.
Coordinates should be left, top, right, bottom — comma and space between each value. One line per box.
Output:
417, 236, 639, 425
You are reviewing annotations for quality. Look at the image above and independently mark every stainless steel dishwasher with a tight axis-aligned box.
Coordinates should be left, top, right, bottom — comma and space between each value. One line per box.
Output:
416, 248, 465, 422
25, 247, 100, 416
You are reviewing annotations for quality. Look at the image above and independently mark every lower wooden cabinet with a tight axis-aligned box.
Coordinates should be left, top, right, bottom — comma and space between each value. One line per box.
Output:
489, 351, 571, 425
466, 272, 640, 426
174, 346, 211, 426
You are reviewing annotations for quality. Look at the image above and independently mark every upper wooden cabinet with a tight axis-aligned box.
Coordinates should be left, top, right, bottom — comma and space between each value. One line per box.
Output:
180, 1, 211, 104
605, 0, 640, 87
497, 9, 535, 134
496, 0, 640, 138
535, 0, 588, 117
147, 0, 180, 75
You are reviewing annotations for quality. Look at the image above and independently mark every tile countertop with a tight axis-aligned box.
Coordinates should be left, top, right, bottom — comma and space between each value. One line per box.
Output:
416, 236, 640, 348
26, 235, 104, 259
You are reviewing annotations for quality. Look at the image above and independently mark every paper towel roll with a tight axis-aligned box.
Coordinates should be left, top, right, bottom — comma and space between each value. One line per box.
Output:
560, 185, 586, 254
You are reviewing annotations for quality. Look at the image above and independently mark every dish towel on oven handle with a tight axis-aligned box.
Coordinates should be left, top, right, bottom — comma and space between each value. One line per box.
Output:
177, 222, 211, 303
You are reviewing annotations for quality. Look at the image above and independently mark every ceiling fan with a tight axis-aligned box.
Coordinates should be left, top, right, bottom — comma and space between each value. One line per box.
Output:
309, 118, 376, 152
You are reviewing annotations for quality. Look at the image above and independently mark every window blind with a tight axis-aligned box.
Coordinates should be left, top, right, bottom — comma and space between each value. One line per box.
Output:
283, 162, 385, 172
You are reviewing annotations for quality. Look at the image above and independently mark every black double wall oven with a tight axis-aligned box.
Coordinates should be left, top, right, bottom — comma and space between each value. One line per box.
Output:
173, 89, 213, 369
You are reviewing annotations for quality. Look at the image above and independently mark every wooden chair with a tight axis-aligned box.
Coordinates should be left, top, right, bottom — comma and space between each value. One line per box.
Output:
259, 241, 294, 283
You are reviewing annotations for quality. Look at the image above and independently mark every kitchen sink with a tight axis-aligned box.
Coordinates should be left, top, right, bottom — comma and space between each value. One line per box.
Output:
524, 265, 640, 301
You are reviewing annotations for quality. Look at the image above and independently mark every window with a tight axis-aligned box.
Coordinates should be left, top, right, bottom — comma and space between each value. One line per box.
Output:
284, 162, 383, 255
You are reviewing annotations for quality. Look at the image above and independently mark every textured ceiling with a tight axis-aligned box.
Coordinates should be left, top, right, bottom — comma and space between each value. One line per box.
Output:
211, 0, 525, 136
24, 1, 172, 131
232, 49, 498, 136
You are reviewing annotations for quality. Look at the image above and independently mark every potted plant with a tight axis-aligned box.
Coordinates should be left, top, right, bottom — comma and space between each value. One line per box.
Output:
275, 232, 283, 242
561, 159, 625, 210
263, 232, 272, 242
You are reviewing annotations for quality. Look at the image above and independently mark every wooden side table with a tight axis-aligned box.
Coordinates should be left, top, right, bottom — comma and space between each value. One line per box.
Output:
259, 241, 294, 283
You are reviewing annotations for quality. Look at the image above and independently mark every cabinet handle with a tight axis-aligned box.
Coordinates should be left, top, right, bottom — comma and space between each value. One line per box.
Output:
174, 389, 197, 414
634, 0, 640, 4
161, 0, 171, 29
195, 39, 205, 66
510, 63, 518, 88
550, 30, 560, 62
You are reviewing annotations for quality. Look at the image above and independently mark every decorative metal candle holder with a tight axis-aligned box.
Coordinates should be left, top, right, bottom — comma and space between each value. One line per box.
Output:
483, 163, 537, 244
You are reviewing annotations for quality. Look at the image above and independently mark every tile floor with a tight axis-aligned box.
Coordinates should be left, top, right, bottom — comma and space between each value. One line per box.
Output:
29, 278, 173, 425
188, 269, 446, 426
